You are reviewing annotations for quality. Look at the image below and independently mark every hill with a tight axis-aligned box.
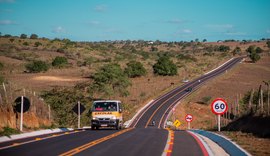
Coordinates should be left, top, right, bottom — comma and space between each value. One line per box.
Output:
0, 36, 269, 131
173, 55, 270, 155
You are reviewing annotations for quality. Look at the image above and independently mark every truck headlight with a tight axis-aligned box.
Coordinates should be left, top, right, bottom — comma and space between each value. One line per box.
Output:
111, 116, 116, 120
92, 117, 97, 120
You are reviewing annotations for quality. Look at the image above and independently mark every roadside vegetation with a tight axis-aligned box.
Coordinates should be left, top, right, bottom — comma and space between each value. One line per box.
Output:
0, 33, 269, 130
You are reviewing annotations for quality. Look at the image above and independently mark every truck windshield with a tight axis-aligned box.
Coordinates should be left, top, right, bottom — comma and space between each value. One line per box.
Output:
93, 102, 117, 112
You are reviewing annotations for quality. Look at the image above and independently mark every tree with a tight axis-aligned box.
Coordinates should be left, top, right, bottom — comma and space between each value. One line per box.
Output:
267, 41, 270, 49
52, 56, 68, 68
91, 63, 131, 97
25, 60, 49, 73
151, 46, 158, 52
30, 34, 38, 39
255, 47, 263, 53
202, 39, 207, 42
232, 46, 241, 55
124, 61, 147, 78
34, 42, 42, 47
218, 45, 230, 52
0, 62, 4, 70
20, 34, 27, 39
249, 51, 261, 63
246, 45, 256, 54
9, 38, 15, 43
153, 56, 178, 76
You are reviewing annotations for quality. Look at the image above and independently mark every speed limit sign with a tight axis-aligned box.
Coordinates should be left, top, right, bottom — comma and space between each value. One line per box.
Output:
211, 98, 228, 115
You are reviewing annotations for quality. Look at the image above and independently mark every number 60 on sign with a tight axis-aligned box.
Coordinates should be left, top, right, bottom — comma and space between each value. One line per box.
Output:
211, 98, 228, 115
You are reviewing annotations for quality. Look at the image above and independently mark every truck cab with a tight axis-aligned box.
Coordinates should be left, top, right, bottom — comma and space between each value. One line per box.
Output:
91, 100, 123, 130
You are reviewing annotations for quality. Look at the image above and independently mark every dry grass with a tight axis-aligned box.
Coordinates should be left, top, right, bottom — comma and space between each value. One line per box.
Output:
174, 55, 270, 153
0, 37, 268, 130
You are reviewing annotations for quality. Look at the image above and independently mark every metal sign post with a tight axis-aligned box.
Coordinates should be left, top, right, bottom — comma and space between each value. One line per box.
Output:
218, 114, 221, 131
185, 114, 193, 130
20, 96, 24, 132
78, 101, 80, 129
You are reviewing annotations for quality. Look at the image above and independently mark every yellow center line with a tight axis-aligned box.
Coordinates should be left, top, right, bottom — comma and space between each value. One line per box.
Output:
59, 128, 133, 156
145, 89, 185, 128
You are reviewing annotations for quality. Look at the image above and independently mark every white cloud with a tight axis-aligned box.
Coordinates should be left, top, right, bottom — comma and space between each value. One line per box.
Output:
0, 0, 15, 3
183, 29, 192, 33
206, 24, 233, 29
225, 31, 246, 36
176, 29, 192, 34
0, 20, 16, 25
89, 21, 100, 25
94, 5, 107, 12
52, 26, 65, 33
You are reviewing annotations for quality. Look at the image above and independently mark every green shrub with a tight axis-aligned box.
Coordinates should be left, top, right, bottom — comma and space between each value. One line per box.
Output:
0, 127, 20, 137
41, 88, 90, 127
25, 60, 49, 73
52, 56, 68, 68
201, 96, 212, 105
23, 42, 29, 46
0, 62, 3, 70
218, 45, 230, 52
30, 34, 38, 39
20, 34, 27, 39
267, 41, 270, 49
83, 57, 95, 67
34, 42, 42, 47
0, 75, 5, 83
91, 63, 131, 97
153, 56, 178, 76
124, 61, 147, 78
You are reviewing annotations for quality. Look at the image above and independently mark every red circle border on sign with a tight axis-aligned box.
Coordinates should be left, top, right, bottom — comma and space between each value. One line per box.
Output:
211, 98, 228, 115
185, 114, 193, 122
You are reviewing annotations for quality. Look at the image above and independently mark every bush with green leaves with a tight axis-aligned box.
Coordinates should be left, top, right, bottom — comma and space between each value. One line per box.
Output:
0, 127, 20, 137
201, 96, 212, 105
34, 42, 42, 47
0, 62, 3, 70
267, 41, 270, 49
20, 34, 27, 39
153, 56, 178, 76
52, 56, 68, 68
30, 34, 38, 39
232, 47, 241, 55
25, 60, 49, 73
41, 88, 91, 127
218, 45, 230, 52
91, 63, 131, 97
249, 51, 261, 63
124, 61, 147, 78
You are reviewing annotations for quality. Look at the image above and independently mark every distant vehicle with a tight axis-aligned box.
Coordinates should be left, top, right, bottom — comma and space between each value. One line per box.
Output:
152, 120, 156, 126
185, 87, 192, 92
90, 100, 123, 130
182, 79, 189, 83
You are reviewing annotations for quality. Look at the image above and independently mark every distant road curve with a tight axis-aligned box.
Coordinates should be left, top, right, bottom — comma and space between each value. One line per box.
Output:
129, 56, 244, 129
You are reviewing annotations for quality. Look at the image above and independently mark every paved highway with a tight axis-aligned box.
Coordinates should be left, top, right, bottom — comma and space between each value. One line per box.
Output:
0, 57, 243, 156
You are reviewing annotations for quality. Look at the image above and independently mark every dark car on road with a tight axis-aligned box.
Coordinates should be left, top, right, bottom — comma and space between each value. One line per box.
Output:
185, 87, 192, 92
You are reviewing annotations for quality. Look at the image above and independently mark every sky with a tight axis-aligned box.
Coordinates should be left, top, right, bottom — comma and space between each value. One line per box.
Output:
0, 0, 270, 42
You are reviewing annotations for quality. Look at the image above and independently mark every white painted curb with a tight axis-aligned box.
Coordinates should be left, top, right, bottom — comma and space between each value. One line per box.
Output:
126, 100, 154, 128
204, 58, 235, 75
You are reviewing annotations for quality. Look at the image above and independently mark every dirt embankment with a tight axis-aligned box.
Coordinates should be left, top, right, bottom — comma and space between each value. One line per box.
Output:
173, 55, 270, 156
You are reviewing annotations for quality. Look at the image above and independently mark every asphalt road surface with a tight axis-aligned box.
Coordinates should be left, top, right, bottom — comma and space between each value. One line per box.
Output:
0, 57, 243, 156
